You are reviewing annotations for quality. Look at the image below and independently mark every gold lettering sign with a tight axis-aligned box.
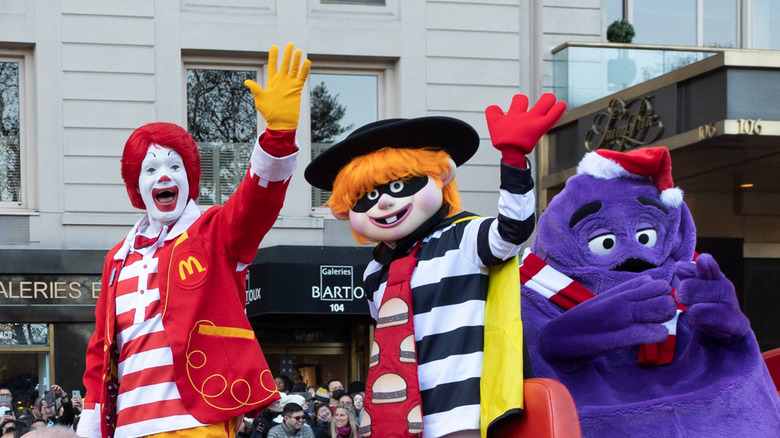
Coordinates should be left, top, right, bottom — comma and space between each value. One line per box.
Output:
92, 282, 101, 299
179, 256, 206, 281
0, 276, 99, 304
699, 123, 717, 140
737, 118, 762, 135
585, 96, 664, 152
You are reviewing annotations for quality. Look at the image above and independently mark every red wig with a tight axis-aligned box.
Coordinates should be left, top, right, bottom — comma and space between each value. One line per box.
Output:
121, 122, 201, 209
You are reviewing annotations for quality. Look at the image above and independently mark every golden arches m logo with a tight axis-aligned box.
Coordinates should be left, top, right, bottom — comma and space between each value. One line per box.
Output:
179, 256, 206, 281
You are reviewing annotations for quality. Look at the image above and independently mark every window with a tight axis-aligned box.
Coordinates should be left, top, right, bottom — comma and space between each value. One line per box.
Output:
0, 323, 53, 413
703, 0, 739, 47
753, 0, 780, 49
185, 60, 261, 205
0, 55, 26, 210
632, 0, 697, 46
606, 0, 624, 27
309, 68, 385, 208
622, 0, 748, 48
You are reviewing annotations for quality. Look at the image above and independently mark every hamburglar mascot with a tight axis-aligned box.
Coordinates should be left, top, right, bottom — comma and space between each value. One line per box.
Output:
520, 147, 780, 437
78, 43, 310, 438
304, 94, 566, 438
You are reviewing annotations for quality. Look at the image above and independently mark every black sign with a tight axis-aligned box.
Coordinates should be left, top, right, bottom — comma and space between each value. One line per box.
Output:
245, 246, 374, 316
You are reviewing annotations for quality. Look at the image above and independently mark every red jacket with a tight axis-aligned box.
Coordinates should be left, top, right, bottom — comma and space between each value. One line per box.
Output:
81, 131, 295, 437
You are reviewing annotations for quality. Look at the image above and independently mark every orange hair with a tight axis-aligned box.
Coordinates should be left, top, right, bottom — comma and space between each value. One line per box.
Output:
328, 147, 461, 243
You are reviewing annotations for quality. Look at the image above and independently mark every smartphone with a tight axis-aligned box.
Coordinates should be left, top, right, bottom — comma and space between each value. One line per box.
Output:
72, 390, 81, 399
43, 390, 54, 406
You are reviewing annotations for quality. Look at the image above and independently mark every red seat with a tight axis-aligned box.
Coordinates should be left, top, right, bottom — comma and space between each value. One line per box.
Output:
490, 377, 582, 438
762, 348, 780, 394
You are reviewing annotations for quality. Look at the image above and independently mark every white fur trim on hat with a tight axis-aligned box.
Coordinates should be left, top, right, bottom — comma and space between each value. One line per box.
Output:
661, 187, 684, 208
577, 151, 642, 180
577, 149, 684, 208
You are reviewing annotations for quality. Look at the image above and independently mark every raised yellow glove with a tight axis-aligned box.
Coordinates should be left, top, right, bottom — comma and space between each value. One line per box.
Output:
244, 42, 311, 130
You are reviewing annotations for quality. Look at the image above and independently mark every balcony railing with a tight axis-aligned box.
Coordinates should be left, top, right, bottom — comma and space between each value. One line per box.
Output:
553, 42, 722, 108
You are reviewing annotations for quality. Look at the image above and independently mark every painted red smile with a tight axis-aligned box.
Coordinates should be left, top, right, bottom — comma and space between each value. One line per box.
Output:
369, 204, 413, 228
152, 186, 179, 212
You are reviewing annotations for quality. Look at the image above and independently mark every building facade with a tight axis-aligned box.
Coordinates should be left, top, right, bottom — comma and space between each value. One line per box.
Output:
1, 0, 779, 406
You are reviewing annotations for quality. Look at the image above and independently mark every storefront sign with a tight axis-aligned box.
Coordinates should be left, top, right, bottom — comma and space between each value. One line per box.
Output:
245, 246, 374, 316
312, 265, 366, 309
246, 263, 369, 315
0, 275, 100, 305
585, 96, 664, 151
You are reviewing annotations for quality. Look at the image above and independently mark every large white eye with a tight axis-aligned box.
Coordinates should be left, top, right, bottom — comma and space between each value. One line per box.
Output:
635, 228, 658, 248
389, 180, 404, 193
588, 233, 617, 255
366, 189, 380, 201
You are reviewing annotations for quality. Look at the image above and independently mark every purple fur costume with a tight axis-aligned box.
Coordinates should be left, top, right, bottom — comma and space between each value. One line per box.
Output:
521, 154, 780, 437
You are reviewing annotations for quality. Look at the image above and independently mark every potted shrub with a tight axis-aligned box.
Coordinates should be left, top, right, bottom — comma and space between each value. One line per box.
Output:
606, 20, 636, 88
607, 19, 635, 43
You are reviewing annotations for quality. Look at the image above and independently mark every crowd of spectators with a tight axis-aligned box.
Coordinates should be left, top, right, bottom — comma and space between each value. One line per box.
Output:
247, 377, 366, 438
0, 376, 362, 438
0, 384, 80, 437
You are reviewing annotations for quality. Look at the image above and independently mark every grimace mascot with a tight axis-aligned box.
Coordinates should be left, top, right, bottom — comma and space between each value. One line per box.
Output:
305, 94, 565, 438
520, 147, 780, 437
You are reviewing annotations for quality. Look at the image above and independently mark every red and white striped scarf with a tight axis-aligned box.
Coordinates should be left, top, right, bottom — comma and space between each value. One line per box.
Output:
520, 249, 685, 366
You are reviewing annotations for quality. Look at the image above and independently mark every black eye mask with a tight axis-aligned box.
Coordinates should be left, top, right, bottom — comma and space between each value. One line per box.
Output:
352, 176, 430, 212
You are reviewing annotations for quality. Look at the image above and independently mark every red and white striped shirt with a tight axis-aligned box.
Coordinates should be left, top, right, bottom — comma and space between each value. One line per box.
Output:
112, 208, 207, 438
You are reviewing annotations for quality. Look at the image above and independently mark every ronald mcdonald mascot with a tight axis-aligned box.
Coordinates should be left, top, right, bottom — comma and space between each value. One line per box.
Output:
520, 147, 780, 437
305, 94, 566, 438
78, 43, 310, 438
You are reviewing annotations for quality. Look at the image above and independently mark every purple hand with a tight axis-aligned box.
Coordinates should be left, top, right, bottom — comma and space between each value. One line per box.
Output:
540, 275, 676, 371
674, 253, 750, 341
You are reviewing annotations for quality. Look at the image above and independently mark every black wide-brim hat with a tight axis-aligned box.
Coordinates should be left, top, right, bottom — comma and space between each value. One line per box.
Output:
304, 116, 480, 190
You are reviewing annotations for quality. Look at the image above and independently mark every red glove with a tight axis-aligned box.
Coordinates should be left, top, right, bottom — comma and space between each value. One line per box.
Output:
485, 93, 566, 167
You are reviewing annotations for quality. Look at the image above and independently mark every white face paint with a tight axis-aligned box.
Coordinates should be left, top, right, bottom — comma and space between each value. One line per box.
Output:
138, 145, 189, 233
348, 176, 443, 244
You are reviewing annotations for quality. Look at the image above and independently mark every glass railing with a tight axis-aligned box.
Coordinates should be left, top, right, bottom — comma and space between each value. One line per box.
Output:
553, 42, 721, 108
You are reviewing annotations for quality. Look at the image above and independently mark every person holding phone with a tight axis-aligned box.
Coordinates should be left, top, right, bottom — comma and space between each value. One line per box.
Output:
37, 384, 77, 428
0, 401, 14, 426
71, 390, 83, 420
310, 403, 331, 438
249, 398, 283, 438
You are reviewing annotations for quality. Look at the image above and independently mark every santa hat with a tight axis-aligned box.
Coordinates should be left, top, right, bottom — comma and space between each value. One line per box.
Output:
576, 147, 684, 208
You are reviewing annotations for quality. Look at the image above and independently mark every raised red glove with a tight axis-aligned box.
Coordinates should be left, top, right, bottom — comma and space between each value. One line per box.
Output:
485, 93, 566, 167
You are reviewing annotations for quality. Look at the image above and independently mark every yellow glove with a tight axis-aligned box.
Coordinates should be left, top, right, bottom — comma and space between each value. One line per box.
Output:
244, 42, 311, 130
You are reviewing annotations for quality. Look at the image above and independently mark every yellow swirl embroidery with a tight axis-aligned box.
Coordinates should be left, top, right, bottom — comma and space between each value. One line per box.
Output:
186, 320, 278, 410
